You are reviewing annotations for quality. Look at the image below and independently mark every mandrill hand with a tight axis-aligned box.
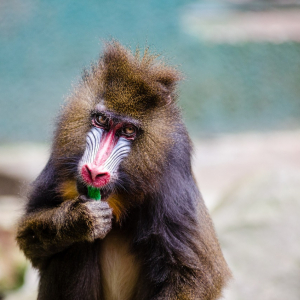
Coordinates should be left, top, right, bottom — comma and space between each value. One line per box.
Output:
79, 195, 113, 240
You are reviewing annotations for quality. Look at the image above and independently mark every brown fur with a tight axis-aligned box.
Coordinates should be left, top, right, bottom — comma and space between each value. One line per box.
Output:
17, 198, 97, 268
59, 180, 79, 200
107, 194, 127, 223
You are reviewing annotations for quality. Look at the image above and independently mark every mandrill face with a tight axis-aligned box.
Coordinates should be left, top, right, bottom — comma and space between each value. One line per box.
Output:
78, 103, 142, 201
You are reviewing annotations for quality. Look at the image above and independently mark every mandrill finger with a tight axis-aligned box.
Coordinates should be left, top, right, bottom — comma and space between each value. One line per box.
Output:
85, 200, 111, 209
97, 218, 113, 225
94, 224, 112, 239
94, 209, 113, 219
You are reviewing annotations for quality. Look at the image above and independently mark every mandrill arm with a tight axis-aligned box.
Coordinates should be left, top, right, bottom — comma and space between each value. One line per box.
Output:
17, 198, 112, 269
16, 161, 112, 269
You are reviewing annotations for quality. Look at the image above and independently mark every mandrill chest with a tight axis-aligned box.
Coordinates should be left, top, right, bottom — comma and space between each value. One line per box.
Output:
99, 230, 141, 300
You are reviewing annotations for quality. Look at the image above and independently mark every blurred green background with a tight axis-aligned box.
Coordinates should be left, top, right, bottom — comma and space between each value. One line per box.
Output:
1, 0, 300, 142
0, 0, 300, 299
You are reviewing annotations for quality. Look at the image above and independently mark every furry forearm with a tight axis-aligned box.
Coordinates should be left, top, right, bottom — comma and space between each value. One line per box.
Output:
16, 198, 94, 268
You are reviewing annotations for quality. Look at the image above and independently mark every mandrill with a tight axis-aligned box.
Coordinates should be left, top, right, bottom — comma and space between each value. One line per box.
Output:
17, 42, 231, 300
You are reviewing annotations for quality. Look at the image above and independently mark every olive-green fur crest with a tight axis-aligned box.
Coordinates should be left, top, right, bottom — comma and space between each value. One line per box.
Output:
85, 41, 181, 118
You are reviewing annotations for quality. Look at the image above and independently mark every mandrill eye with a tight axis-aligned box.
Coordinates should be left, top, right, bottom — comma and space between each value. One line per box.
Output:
122, 125, 137, 138
94, 114, 109, 128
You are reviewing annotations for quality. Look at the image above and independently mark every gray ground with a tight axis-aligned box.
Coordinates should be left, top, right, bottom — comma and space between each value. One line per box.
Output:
0, 130, 299, 300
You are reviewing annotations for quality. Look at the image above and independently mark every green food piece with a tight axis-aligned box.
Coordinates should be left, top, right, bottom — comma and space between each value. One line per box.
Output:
87, 186, 101, 201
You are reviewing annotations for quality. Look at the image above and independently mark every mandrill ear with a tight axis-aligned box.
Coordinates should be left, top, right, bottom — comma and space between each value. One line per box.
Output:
155, 83, 173, 106
154, 66, 182, 105
156, 71, 181, 91
166, 94, 172, 105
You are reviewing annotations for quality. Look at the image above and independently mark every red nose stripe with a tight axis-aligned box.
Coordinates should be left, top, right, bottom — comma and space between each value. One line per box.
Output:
94, 128, 118, 167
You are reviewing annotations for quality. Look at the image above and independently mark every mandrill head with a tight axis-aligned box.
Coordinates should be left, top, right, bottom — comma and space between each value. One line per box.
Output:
52, 42, 189, 219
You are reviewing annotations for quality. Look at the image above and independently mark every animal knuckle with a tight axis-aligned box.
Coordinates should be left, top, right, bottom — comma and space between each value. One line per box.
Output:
100, 201, 110, 208
82, 202, 93, 211
79, 195, 89, 202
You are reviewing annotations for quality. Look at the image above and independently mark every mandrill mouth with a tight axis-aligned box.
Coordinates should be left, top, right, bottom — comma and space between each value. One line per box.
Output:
76, 180, 112, 201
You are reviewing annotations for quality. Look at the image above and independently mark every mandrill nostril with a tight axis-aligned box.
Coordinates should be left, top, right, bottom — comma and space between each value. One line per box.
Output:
95, 173, 109, 179
85, 166, 92, 179
92, 171, 110, 187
